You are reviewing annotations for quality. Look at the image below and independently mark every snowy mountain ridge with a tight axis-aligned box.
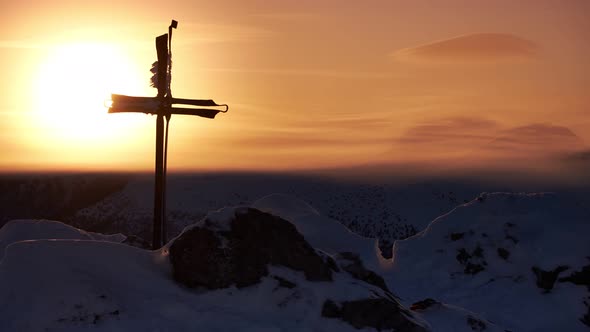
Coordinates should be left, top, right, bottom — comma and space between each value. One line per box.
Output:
1, 191, 588, 331
389, 192, 590, 331
70, 174, 490, 257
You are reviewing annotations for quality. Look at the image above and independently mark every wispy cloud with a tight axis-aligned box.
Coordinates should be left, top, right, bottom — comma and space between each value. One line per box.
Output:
398, 117, 499, 145
236, 132, 390, 149
199, 67, 391, 79
396, 119, 586, 163
485, 124, 585, 153
391, 33, 539, 64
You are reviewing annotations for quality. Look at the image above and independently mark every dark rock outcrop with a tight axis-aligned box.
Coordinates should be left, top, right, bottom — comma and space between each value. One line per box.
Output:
272, 276, 296, 289
410, 298, 440, 311
450, 232, 465, 241
466, 315, 487, 331
169, 208, 332, 289
559, 264, 590, 289
558, 264, 590, 326
531, 265, 569, 292
321, 299, 341, 318
582, 301, 590, 327
335, 251, 389, 292
456, 247, 486, 275
321, 298, 427, 332
497, 247, 510, 260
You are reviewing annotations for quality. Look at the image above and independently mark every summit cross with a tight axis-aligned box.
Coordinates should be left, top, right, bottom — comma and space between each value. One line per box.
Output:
108, 20, 228, 249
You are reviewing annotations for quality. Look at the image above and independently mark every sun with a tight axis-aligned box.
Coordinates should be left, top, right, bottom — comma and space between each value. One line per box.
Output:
33, 42, 149, 146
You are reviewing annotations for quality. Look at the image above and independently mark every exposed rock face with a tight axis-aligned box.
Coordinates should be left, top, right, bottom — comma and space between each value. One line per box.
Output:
169, 208, 332, 289
410, 298, 440, 311
335, 251, 389, 292
456, 246, 486, 275
531, 265, 569, 292
559, 264, 590, 289
466, 315, 487, 331
559, 263, 590, 326
321, 298, 427, 332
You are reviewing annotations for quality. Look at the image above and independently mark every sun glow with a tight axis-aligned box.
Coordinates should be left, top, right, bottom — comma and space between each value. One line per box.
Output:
32, 43, 150, 147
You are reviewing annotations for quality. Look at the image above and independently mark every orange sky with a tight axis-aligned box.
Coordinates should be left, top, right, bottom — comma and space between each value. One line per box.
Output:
0, 0, 588, 172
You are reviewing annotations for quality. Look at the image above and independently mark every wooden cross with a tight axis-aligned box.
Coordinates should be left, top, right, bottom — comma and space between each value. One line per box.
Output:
108, 20, 228, 249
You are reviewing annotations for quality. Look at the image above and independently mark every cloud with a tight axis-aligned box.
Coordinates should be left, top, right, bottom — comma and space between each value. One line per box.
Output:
397, 117, 499, 145
236, 134, 390, 149
392, 33, 538, 63
564, 149, 590, 163
485, 123, 585, 154
200, 67, 390, 79
395, 119, 586, 166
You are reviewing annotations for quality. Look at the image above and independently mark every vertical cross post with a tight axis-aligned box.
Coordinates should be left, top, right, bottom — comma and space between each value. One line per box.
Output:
161, 20, 177, 246
153, 33, 168, 249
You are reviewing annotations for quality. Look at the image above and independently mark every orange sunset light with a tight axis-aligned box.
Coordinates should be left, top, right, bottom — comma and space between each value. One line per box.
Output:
0, 0, 588, 173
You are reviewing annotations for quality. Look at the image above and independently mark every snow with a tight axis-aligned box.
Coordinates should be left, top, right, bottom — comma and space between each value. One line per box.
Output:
414, 301, 506, 332
0, 219, 124, 259
0, 222, 401, 331
0, 189, 588, 331
388, 192, 590, 331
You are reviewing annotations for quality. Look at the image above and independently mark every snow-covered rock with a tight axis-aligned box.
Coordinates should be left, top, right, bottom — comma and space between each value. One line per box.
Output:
388, 192, 590, 332
167, 206, 427, 331
0, 212, 428, 331
254, 194, 387, 273
1, 190, 587, 331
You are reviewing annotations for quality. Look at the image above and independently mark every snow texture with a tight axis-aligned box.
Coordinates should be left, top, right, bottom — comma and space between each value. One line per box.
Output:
0, 191, 588, 331
0, 215, 417, 331
389, 192, 590, 331
0, 219, 124, 259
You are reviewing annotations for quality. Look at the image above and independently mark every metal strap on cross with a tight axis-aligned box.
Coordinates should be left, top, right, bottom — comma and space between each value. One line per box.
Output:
108, 20, 228, 249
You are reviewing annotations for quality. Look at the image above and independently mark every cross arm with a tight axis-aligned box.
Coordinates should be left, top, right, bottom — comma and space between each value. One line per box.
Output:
108, 95, 159, 114
108, 94, 228, 117
171, 97, 228, 112
169, 107, 223, 119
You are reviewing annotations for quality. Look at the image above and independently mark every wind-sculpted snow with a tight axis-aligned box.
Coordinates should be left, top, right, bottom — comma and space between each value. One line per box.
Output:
0, 219, 124, 259
389, 192, 590, 331
252, 193, 320, 219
